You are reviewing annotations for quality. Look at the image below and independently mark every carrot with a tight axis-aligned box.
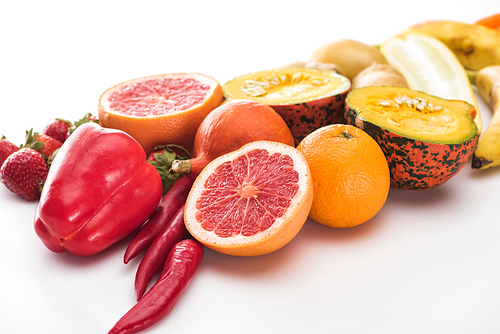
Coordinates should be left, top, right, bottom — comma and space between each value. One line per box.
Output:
475, 13, 500, 31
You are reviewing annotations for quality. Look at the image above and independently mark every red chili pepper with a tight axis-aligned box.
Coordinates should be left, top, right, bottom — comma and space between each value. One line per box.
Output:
34, 122, 163, 257
123, 176, 194, 264
108, 239, 204, 334
134, 204, 191, 300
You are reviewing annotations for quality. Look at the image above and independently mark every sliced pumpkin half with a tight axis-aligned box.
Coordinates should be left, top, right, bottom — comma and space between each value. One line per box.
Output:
379, 32, 482, 134
345, 86, 478, 190
223, 68, 351, 145
348, 86, 477, 144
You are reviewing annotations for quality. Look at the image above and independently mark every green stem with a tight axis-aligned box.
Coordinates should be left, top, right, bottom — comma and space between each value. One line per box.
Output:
339, 130, 354, 139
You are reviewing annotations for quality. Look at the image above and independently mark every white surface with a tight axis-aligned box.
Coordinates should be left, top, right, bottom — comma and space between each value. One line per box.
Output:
2, 1, 500, 333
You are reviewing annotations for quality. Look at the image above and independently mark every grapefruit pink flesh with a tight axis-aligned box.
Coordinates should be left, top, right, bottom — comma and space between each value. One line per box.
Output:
107, 77, 211, 116
195, 148, 299, 238
98, 73, 224, 156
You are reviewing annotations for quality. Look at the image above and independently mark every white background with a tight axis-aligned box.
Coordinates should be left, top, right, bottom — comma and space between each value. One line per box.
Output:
2, 1, 500, 333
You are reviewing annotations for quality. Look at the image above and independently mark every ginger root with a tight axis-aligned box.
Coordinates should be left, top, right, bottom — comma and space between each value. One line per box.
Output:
351, 63, 408, 89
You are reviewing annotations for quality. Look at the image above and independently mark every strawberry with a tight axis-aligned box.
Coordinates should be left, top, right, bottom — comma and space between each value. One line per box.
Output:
40, 113, 98, 144
41, 118, 72, 143
0, 136, 19, 166
22, 129, 62, 159
36, 134, 62, 158
0, 148, 48, 201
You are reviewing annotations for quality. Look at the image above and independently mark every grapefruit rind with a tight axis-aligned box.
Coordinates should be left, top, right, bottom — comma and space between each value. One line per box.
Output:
184, 141, 313, 256
98, 73, 223, 155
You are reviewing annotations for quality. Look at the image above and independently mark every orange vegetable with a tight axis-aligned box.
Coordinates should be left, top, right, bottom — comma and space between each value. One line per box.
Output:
475, 13, 500, 31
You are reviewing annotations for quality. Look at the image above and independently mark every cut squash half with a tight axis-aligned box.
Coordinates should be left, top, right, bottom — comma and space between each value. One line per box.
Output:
223, 68, 350, 145
345, 86, 478, 190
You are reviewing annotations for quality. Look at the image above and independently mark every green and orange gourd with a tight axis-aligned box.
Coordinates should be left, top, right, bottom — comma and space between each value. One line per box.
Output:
344, 86, 478, 190
222, 67, 351, 145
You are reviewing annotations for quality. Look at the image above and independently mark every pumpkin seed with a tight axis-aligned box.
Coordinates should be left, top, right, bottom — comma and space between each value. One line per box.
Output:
240, 72, 326, 98
378, 95, 442, 113
387, 117, 401, 126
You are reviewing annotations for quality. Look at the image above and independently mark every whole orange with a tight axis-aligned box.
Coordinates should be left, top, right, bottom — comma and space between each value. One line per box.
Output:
297, 124, 390, 228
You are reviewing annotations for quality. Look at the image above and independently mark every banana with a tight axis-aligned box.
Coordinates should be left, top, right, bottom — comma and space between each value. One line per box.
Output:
403, 20, 500, 71
471, 65, 500, 169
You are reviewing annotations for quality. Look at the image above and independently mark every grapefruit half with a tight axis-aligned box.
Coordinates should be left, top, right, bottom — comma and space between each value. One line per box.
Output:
184, 140, 313, 256
98, 73, 224, 155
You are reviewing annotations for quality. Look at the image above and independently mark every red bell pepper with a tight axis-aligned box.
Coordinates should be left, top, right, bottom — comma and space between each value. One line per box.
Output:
34, 122, 163, 257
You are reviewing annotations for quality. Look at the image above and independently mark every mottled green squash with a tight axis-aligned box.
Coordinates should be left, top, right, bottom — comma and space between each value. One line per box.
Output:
223, 68, 350, 145
344, 86, 478, 190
